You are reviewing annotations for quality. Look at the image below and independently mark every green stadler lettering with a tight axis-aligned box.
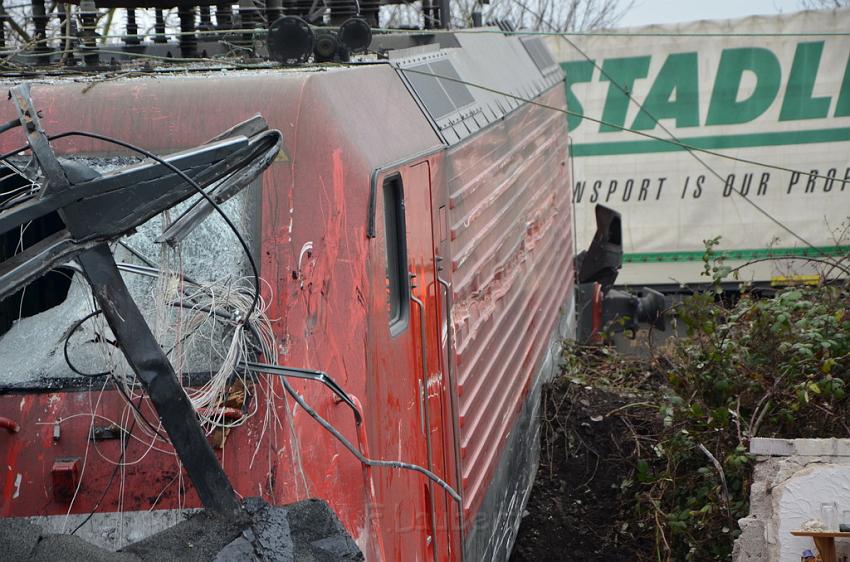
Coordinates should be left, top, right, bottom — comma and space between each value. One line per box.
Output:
780, 42, 831, 121
632, 52, 699, 131
706, 47, 781, 126
561, 60, 595, 131
599, 56, 651, 132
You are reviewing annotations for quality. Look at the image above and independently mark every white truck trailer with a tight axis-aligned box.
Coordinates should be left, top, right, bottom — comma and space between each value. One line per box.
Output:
548, 8, 850, 291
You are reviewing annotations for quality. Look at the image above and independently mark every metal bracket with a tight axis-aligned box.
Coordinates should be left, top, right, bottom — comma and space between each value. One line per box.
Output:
242, 361, 362, 425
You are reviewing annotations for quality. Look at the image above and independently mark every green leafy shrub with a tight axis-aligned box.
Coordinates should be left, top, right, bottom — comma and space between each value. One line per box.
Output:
558, 241, 850, 560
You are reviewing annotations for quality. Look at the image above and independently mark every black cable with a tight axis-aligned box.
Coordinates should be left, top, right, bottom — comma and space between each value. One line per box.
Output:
400, 66, 850, 265
0, 143, 32, 163
47, 130, 261, 324
549, 29, 829, 255
63, 309, 110, 378
501, 0, 838, 261
275, 373, 461, 502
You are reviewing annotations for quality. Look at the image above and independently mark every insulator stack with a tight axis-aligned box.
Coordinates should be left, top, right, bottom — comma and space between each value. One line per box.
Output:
267, 0, 284, 25
154, 9, 167, 43
325, 0, 359, 25
31, 0, 49, 58
280, 0, 316, 22
126, 8, 140, 45
79, 0, 98, 65
239, 0, 262, 32
0, 9, 4, 50
199, 6, 213, 30
356, 0, 382, 26
216, 3, 234, 29
179, 7, 197, 57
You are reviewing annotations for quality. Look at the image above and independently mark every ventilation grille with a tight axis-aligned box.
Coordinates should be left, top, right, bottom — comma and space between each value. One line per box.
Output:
405, 60, 475, 119
520, 36, 558, 75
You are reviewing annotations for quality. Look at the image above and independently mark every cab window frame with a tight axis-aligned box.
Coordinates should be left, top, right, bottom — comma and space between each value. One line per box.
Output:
382, 173, 410, 336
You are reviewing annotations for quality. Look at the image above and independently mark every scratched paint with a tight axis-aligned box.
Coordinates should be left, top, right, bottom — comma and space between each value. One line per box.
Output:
445, 87, 574, 524
0, 42, 574, 562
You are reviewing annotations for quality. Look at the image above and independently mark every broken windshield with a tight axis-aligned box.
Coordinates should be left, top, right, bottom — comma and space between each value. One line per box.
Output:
0, 158, 262, 390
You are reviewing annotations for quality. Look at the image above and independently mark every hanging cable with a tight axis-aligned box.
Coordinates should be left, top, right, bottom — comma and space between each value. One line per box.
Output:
62, 308, 170, 441
272, 371, 462, 502
69, 411, 138, 536
459, 29, 850, 38
63, 308, 110, 378
47, 129, 262, 323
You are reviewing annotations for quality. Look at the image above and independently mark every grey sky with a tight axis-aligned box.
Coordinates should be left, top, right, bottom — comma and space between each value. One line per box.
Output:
617, 0, 809, 27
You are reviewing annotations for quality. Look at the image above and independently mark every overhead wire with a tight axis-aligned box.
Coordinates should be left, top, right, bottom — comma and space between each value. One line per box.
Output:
458, 29, 850, 37
0, 86, 842, 188
397, 67, 849, 185
502, 0, 837, 258
397, 65, 848, 259
2, 14, 846, 515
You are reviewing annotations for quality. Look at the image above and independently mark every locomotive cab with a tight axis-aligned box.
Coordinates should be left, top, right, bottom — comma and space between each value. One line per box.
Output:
0, 24, 579, 562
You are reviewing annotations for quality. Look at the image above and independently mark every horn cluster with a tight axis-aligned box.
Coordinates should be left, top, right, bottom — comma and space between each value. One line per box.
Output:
267, 16, 373, 64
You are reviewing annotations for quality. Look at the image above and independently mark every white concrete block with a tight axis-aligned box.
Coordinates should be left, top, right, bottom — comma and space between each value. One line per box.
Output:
750, 438, 850, 457
750, 438, 794, 457
793, 438, 850, 457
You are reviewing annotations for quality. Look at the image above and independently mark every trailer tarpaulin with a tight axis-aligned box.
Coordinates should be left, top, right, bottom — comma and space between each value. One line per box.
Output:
548, 8, 850, 286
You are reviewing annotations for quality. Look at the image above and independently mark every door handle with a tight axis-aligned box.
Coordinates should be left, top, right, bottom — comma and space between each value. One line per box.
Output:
409, 273, 429, 437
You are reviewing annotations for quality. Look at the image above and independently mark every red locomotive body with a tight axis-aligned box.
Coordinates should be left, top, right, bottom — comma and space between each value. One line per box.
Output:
0, 32, 574, 561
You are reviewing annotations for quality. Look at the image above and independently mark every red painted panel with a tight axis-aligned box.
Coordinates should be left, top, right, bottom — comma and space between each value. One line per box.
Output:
0, 65, 446, 562
442, 86, 574, 523
0, 64, 574, 562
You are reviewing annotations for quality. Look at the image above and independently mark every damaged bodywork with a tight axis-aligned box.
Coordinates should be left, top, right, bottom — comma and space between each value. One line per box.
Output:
0, 28, 592, 562
0, 85, 281, 514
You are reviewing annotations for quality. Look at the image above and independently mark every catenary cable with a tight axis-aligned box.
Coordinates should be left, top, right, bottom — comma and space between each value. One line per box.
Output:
398, 66, 846, 259
503, 0, 836, 258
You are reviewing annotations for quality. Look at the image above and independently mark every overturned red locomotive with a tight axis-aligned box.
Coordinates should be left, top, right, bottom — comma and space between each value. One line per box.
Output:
0, 18, 616, 561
